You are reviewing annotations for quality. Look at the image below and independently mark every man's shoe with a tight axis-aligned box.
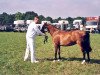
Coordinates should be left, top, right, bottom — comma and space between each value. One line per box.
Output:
31, 60, 39, 63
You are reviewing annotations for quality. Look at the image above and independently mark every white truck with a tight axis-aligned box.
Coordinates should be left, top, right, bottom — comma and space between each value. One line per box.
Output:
85, 16, 100, 33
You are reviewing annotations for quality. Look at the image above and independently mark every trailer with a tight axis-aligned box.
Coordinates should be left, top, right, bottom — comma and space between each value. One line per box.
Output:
58, 20, 69, 30
73, 20, 84, 30
85, 16, 100, 33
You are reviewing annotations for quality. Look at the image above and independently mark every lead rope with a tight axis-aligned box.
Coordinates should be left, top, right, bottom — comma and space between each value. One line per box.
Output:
44, 34, 48, 44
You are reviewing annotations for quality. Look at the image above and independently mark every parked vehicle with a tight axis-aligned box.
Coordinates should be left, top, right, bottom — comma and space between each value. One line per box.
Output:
85, 16, 100, 33
73, 19, 85, 30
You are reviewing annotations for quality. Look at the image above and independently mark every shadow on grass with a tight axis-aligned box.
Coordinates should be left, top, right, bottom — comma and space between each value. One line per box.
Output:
38, 57, 100, 64
61, 57, 100, 64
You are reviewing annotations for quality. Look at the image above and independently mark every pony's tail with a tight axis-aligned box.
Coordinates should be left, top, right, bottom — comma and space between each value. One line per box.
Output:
82, 32, 92, 52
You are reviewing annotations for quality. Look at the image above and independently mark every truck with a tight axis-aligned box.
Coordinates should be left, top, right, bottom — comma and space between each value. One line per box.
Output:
85, 16, 100, 33
73, 20, 83, 30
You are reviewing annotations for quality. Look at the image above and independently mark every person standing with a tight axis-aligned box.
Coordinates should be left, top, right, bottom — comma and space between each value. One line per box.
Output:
24, 16, 45, 63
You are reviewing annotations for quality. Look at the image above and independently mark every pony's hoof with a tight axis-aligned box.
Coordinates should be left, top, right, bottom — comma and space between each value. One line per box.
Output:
53, 60, 56, 62
81, 60, 86, 64
87, 60, 90, 64
87, 59, 90, 62
57, 59, 60, 61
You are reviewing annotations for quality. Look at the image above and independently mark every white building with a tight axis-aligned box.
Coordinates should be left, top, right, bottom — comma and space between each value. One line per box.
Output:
14, 20, 24, 25
58, 20, 69, 24
13, 20, 27, 32
26, 20, 33, 25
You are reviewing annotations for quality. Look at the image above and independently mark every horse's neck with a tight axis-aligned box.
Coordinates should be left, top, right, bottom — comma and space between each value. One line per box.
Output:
48, 25, 58, 36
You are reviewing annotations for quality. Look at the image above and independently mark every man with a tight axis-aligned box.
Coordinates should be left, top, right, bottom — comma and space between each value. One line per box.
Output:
24, 16, 45, 63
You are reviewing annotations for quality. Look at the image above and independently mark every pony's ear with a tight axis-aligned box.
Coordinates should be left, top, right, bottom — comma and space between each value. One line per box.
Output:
44, 22, 47, 24
43, 22, 48, 26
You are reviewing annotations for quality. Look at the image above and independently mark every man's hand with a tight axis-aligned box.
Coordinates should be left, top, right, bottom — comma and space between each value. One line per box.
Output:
38, 33, 45, 36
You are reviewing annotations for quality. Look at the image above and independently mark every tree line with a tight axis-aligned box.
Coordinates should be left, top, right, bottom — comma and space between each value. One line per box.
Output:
0, 11, 86, 26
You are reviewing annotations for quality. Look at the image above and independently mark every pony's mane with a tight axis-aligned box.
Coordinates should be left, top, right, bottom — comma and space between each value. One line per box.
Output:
48, 24, 79, 32
65, 29, 79, 32
48, 24, 60, 30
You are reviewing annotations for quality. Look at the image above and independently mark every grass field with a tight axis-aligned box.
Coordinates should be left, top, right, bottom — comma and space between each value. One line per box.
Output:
0, 32, 100, 75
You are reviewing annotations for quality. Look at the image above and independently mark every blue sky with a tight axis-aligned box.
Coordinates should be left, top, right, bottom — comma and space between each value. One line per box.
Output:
0, 0, 100, 18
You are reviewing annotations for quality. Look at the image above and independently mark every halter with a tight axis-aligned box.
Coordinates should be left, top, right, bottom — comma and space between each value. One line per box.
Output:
40, 24, 48, 44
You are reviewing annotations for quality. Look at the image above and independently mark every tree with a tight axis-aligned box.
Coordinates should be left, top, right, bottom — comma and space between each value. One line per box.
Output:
45, 16, 53, 23
74, 16, 83, 20
0, 14, 3, 25
38, 15, 45, 23
15, 12, 23, 20
52, 19, 58, 23
39, 15, 45, 21
57, 17, 62, 21
81, 17, 86, 25
24, 11, 38, 20
66, 17, 73, 24
0, 12, 15, 25
0, 12, 10, 25
8, 14, 15, 25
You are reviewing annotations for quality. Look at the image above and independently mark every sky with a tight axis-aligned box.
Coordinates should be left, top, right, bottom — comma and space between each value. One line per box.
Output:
0, 0, 100, 18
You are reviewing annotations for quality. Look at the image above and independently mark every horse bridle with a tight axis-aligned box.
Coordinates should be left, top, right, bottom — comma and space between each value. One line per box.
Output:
41, 24, 48, 44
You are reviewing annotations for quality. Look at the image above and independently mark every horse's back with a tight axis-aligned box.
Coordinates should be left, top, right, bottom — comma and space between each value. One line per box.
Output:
59, 30, 86, 39
52, 30, 87, 46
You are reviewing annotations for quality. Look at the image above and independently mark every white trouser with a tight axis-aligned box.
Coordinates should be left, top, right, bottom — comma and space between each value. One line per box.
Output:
24, 36, 36, 63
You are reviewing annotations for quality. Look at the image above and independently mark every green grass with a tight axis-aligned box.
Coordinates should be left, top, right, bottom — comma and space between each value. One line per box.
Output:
0, 32, 100, 75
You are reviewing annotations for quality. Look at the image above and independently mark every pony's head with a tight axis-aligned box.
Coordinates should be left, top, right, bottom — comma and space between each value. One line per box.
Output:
41, 23, 50, 33
41, 23, 49, 44
40, 23, 47, 33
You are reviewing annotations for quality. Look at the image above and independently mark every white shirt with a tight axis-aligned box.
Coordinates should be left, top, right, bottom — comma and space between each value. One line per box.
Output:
26, 22, 44, 38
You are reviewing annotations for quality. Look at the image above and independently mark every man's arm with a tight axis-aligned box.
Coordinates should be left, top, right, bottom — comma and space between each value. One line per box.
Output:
34, 24, 45, 36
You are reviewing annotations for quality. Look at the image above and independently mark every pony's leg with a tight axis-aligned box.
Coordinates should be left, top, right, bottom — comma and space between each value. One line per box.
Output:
58, 45, 61, 61
55, 47, 57, 60
53, 45, 58, 62
83, 51, 86, 60
77, 41, 86, 64
87, 52, 90, 62
81, 51, 86, 64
